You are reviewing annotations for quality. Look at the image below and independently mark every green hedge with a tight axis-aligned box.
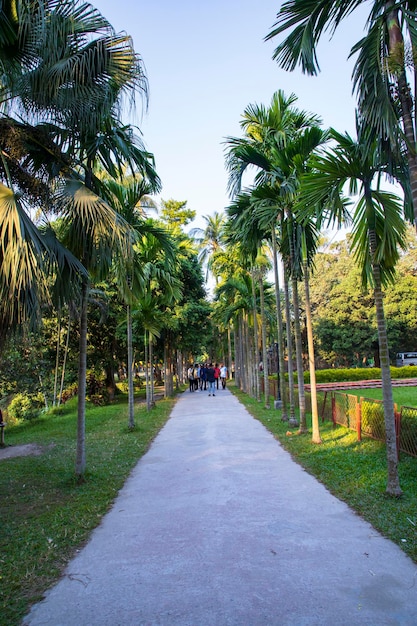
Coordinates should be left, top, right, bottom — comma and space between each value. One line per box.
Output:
275, 366, 417, 384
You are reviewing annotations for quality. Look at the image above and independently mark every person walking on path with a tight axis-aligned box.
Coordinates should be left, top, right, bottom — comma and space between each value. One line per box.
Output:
24, 389, 417, 626
187, 364, 195, 392
206, 362, 216, 396
214, 363, 220, 390
220, 363, 228, 389
199, 363, 207, 390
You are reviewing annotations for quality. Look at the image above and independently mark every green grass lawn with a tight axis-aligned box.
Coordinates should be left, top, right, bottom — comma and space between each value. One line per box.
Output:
229, 385, 417, 566
345, 386, 417, 407
0, 393, 177, 626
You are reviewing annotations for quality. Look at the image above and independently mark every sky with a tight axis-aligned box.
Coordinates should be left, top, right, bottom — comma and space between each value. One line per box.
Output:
92, 0, 370, 230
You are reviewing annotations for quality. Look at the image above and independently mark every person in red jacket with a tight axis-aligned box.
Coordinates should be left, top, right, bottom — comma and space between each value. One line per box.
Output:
214, 363, 221, 390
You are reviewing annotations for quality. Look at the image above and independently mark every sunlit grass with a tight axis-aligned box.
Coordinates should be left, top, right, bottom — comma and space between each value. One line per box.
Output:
346, 386, 417, 407
230, 385, 417, 564
0, 394, 176, 626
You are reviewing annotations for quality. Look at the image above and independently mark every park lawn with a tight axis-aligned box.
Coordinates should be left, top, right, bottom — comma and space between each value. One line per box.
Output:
0, 393, 177, 626
229, 385, 417, 566
345, 386, 417, 407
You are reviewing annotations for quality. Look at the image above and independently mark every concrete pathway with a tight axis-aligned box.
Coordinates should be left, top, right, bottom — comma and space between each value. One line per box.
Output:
23, 388, 417, 625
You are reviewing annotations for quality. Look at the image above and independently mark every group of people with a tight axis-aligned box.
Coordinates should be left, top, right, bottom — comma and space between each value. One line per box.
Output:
187, 362, 228, 396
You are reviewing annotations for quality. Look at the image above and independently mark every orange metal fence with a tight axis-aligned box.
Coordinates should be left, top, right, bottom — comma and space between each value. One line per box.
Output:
264, 379, 417, 458
321, 391, 417, 458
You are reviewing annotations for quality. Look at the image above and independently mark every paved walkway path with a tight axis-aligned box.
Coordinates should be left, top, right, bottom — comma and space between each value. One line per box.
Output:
24, 388, 417, 625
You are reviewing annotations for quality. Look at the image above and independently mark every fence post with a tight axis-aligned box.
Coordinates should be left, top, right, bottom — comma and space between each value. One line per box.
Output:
394, 404, 401, 455
331, 394, 336, 427
356, 398, 362, 442
321, 391, 328, 423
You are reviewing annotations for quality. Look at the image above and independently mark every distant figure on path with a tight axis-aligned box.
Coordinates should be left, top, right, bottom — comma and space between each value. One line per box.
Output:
206, 363, 216, 396
220, 364, 228, 389
187, 365, 195, 392
214, 363, 220, 389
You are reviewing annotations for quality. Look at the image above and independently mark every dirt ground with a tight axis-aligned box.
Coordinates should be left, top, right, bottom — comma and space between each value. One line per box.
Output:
0, 443, 44, 460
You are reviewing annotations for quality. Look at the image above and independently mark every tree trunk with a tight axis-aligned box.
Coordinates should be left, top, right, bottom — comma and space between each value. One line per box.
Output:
58, 313, 71, 406
258, 272, 270, 409
150, 336, 155, 405
283, 270, 298, 426
53, 314, 61, 406
164, 335, 174, 397
145, 332, 151, 412
303, 260, 321, 444
369, 228, 402, 496
228, 325, 233, 379
76, 279, 88, 479
251, 269, 261, 401
272, 226, 288, 418
292, 275, 306, 432
127, 303, 135, 428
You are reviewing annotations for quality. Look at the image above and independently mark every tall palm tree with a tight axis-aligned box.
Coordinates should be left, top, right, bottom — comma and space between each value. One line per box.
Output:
190, 212, 226, 284
101, 174, 175, 427
265, 0, 417, 225
299, 122, 407, 496
225, 91, 326, 425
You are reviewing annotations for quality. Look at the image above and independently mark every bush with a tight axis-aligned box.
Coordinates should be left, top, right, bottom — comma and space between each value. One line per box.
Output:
86, 369, 109, 405
116, 378, 143, 394
7, 392, 44, 421
61, 382, 78, 404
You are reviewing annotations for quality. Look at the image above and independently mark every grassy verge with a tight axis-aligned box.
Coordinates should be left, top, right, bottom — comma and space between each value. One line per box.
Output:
1, 393, 177, 626
229, 385, 417, 564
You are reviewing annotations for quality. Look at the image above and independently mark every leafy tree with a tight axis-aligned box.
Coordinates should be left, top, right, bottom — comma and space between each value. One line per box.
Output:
160, 199, 196, 229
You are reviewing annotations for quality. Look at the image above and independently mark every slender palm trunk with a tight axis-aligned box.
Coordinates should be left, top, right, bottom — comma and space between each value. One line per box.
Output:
292, 275, 307, 432
242, 314, 249, 393
145, 332, 151, 412
53, 314, 61, 406
272, 226, 288, 417
150, 336, 155, 405
251, 269, 261, 401
76, 279, 88, 478
127, 303, 135, 428
369, 227, 402, 496
284, 270, 298, 426
303, 261, 321, 443
234, 318, 241, 389
258, 273, 270, 409
59, 313, 71, 406
228, 326, 233, 379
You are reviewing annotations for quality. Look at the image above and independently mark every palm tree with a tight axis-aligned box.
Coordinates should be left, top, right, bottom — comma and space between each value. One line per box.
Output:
0, 1, 147, 334
265, 0, 417, 225
225, 91, 326, 425
100, 174, 176, 427
190, 212, 226, 284
299, 122, 407, 496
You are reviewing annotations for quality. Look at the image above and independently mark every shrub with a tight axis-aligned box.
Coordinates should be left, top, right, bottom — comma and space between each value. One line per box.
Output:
7, 393, 44, 421
86, 369, 109, 404
60, 382, 78, 404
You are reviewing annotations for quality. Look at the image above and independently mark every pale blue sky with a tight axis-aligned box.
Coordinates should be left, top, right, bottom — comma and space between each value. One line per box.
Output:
93, 0, 370, 228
